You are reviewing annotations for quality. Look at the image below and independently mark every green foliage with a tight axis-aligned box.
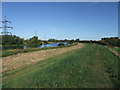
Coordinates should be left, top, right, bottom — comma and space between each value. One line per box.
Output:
75, 38, 80, 42
1, 35, 24, 45
2, 45, 24, 50
58, 43, 65, 46
68, 39, 75, 44
1, 43, 76, 57
3, 44, 119, 88
24, 36, 42, 46
48, 38, 80, 43
42, 40, 49, 44
1, 35, 24, 50
48, 38, 58, 42
100, 37, 120, 47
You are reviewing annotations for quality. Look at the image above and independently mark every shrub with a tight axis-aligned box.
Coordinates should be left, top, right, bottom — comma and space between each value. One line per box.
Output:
58, 43, 65, 46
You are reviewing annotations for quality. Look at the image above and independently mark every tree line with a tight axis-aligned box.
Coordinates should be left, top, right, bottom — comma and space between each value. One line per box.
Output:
0, 35, 120, 48
99, 37, 120, 47
0, 35, 80, 46
0, 35, 41, 46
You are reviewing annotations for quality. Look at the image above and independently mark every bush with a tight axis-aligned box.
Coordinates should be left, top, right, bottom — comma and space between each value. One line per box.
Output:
2, 35, 24, 45
2, 45, 24, 50
100, 37, 120, 47
58, 43, 65, 46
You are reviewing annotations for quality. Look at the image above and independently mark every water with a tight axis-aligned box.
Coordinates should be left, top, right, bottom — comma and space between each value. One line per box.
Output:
23, 46, 27, 49
38, 43, 60, 48
24, 42, 69, 49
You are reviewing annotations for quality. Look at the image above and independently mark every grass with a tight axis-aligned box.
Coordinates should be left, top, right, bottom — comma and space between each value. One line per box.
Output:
110, 47, 120, 54
1, 43, 77, 57
3, 44, 119, 88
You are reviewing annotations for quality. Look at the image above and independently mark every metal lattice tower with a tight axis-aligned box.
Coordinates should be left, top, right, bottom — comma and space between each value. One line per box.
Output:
0, 16, 13, 35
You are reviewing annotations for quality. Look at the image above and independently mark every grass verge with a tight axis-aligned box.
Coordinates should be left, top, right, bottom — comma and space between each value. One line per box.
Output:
110, 47, 120, 54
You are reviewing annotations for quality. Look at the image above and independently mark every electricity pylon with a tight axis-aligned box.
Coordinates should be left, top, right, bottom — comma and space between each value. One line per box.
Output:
0, 16, 13, 35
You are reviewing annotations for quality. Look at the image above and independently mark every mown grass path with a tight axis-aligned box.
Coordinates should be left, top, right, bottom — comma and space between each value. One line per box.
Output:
3, 44, 119, 88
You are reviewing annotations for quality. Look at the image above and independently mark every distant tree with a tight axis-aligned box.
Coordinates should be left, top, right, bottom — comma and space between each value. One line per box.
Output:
100, 37, 120, 47
64, 39, 68, 42
25, 36, 42, 46
0, 35, 2, 45
75, 38, 80, 42
48, 38, 57, 42
43, 40, 49, 44
69, 39, 75, 44
58, 43, 65, 46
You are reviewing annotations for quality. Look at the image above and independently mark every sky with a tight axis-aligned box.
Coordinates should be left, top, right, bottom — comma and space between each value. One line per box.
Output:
2, 2, 118, 40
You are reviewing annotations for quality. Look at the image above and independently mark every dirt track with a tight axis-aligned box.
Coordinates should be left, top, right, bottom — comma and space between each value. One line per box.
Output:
2, 43, 84, 73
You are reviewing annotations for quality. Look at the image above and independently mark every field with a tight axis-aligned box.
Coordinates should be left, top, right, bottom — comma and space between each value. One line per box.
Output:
2, 44, 119, 88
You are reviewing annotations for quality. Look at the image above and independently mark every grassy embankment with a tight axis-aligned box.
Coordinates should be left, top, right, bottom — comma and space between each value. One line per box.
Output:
3, 44, 119, 88
110, 47, 120, 54
1, 43, 77, 57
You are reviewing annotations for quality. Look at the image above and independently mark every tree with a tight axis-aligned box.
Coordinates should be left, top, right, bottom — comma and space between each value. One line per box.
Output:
48, 38, 57, 42
24, 36, 42, 46
58, 43, 65, 46
100, 37, 120, 47
68, 39, 75, 44
2, 35, 24, 45
75, 38, 80, 42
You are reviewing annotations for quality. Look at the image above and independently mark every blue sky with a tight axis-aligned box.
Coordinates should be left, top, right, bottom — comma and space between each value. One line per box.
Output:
2, 2, 118, 40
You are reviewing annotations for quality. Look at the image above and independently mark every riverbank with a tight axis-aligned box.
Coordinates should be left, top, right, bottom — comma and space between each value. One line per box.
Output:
2, 43, 84, 73
1, 43, 77, 57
